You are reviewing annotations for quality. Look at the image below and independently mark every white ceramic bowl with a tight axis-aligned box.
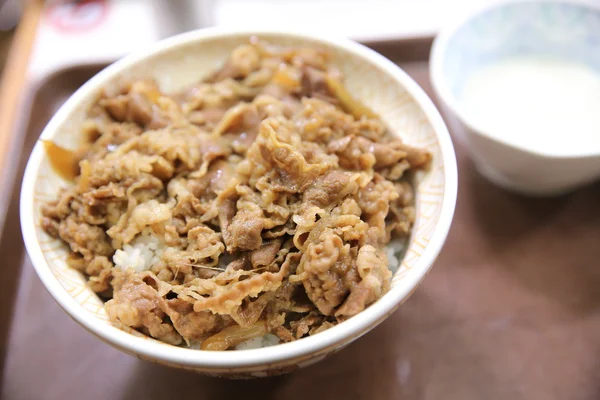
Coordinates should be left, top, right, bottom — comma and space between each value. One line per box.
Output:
20, 28, 457, 377
431, 0, 600, 196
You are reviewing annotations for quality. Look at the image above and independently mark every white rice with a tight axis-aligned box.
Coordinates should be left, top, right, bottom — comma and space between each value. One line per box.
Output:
386, 238, 406, 274
113, 230, 164, 272
188, 334, 280, 350
235, 334, 281, 350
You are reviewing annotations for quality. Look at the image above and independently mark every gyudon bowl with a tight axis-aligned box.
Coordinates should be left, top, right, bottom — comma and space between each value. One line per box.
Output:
20, 29, 457, 377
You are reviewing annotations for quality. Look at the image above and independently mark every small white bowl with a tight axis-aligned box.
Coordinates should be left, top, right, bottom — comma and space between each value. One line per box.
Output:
431, 0, 600, 196
20, 28, 457, 377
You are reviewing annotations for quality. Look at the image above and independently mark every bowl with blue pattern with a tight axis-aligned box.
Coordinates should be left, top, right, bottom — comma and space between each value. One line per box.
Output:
431, 0, 600, 195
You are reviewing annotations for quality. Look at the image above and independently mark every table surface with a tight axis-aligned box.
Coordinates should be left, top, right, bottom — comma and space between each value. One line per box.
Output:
0, 30, 14, 74
1, 59, 600, 400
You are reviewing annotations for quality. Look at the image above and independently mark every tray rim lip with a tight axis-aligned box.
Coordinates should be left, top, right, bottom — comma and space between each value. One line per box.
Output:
0, 62, 108, 234
19, 27, 457, 370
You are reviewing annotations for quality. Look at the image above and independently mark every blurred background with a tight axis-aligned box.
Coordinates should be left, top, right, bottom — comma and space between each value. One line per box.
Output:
0, 0, 502, 80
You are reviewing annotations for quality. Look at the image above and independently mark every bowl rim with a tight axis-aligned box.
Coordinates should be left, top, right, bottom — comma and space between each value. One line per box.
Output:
429, 0, 600, 160
20, 27, 457, 369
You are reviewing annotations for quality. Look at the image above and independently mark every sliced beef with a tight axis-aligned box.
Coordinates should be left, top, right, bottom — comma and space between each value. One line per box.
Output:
106, 271, 183, 345
41, 40, 430, 348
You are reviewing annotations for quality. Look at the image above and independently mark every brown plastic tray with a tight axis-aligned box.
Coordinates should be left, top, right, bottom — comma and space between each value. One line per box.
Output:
2, 38, 600, 400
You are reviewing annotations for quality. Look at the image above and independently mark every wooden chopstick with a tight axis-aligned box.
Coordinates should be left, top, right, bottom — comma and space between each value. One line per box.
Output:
0, 0, 44, 186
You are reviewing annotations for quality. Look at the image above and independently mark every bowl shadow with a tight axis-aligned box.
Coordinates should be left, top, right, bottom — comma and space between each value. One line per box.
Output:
462, 152, 600, 316
119, 288, 501, 400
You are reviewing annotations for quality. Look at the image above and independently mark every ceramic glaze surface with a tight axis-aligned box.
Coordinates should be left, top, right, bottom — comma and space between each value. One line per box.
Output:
431, 0, 600, 195
443, 1, 600, 98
